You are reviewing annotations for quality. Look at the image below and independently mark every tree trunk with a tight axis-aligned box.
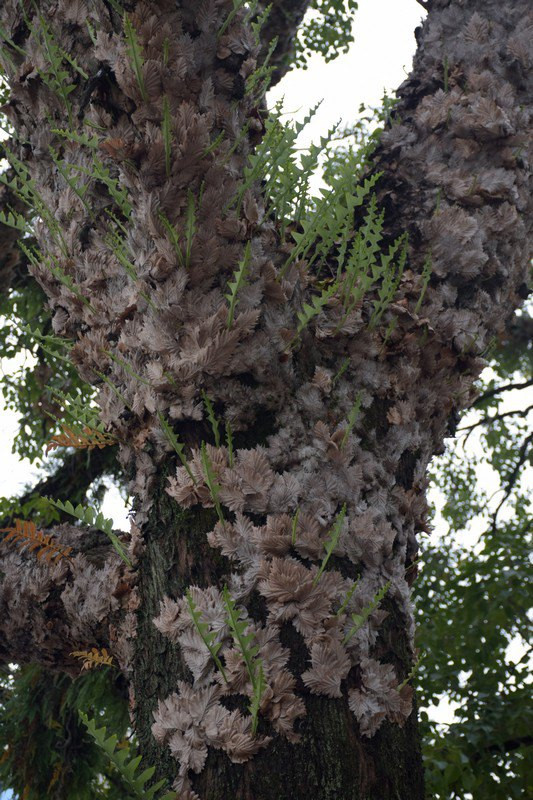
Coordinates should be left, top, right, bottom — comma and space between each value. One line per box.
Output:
0, 0, 530, 798
132, 467, 424, 799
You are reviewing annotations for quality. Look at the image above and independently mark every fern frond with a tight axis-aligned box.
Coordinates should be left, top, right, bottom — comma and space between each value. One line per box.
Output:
249, 662, 265, 735
162, 96, 172, 178
47, 387, 103, 432
218, 0, 248, 38
340, 392, 363, 449
336, 578, 360, 616
79, 712, 176, 800
200, 442, 224, 524
202, 392, 221, 447
158, 211, 185, 268
50, 127, 99, 149
398, 652, 423, 691
123, 13, 147, 101
414, 252, 432, 314
45, 424, 118, 455
222, 586, 264, 733
0, 207, 31, 233
19, 323, 73, 359
225, 241, 251, 328
225, 421, 234, 468
292, 282, 337, 343
157, 412, 196, 483
186, 590, 228, 682
46, 499, 131, 567
49, 146, 92, 214
313, 504, 347, 586
342, 581, 391, 645
0, 519, 73, 564
70, 647, 114, 671
291, 507, 300, 546
185, 189, 197, 267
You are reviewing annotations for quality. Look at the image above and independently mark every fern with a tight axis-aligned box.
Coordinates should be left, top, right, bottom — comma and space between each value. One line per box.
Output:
71, 647, 114, 671
27, 11, 77, 122
292, 282, 337, 344
336, 578, 360, 617
95, 370, 133, 412
248, 662, 265, 736
398, 652, 423, 690
225, 421, 234, 468
202, 392, 221, 447
47, 386, 101, 424
104, 349, 152, 386
20, 242, 95, 310
123, 13, 147, 101
79, 712, 176, 800
158, 211, 185, 268
157, 412, 195, 483
369, 233, 408, 328
46, 499, 131, 567
50, 127, 99, 149
185, 189, 197, 267
218, 0, 252, 38
0, 519, 73, 564
162, 96, 172, 178
245, 35, 277, 99
45, 423, 117, 455
414, 252, 432, 314
225, 241, 251, 328
0, 207, 31, 233
291, 507, 300, 546
222, 586, 264, 734
280, 172, 381, 280
104, 227, 156, 310
200, 442, 224, 524
48, 146, 92, 215
333, 357, 350, 385
186, 590, 228, 682
5, 149, 69, 254
340, 392, 363, 449
70, 158, 132, 217
18, 322, 72, 363
342, 581, 391, 645
313, 504, 347, 586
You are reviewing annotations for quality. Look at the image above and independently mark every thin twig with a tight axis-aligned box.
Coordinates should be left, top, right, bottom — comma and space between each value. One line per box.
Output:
491, 432, 533, 531
458, 404, 533, 433
472, 378, 533, 407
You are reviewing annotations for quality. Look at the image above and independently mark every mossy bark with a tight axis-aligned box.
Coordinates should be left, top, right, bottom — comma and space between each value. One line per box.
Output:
132, 461, 425, 800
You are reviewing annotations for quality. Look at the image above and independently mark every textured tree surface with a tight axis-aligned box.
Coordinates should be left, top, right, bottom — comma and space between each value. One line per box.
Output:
0, 0, 530, 798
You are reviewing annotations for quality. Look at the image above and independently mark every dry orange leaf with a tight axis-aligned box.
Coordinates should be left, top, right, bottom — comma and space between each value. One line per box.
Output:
0, 519, 73, 564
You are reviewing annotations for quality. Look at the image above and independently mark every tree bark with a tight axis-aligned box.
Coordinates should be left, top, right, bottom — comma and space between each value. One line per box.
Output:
0, 0, 530, 799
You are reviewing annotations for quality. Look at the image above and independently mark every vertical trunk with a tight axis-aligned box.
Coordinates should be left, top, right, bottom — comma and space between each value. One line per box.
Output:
133, 464, 425, 800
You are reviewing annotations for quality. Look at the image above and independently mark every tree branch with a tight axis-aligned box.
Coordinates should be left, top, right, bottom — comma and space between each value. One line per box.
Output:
491, 431, 532, 530
473, 378, 533, 407
457, 404, 533, 433
4, 445, 120, 525
258, 0, 311, 87
0, 522, 129, 672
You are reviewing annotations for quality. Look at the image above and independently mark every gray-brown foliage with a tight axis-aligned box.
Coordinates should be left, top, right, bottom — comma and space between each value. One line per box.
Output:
0, 0, 530, 797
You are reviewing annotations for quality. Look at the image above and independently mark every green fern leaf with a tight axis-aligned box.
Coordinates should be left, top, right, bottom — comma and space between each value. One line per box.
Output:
343, 581, 391, 645
313, 504, 347, 586
46, 498, 131, 567
186, 590, 228, 682
225, 241, 251, 328
79, 712, 176, 799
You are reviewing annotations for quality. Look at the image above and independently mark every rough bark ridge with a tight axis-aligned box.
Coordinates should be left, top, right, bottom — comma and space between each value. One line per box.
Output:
0, 0, 530, 798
